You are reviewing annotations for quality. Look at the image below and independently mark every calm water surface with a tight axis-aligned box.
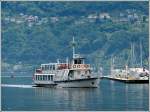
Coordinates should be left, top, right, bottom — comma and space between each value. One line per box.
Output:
1, 74, 149, 111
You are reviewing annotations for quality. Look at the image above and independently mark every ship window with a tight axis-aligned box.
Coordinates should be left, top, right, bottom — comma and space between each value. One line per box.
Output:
42, 75, 44, 80
45, 75, 47, 80
51, 76, 53, 81
37, 76, 39, 80
46, 75, 48, 80
41, 66, 44, 70
78, 60, 82, 64
69, 71, 74, 78
42, 66, 45, 70
49, 65, 55, 70
46, 65, 49, 70
50, 65, 52, 70
74, 60, 77, 64
52, 65, 55, 70
74, 59, 82, 64
48, 75, 51, 80
43, 75, 46, 80
89, 70, 91, 74
49, 65, 51, 70
39, 76, 41, 80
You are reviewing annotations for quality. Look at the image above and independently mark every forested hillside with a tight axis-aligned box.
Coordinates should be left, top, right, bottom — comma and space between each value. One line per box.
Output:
1, 1, 149, 72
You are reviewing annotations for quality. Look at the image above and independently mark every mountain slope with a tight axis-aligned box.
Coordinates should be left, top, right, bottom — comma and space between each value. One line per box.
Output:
1, 1, 149, 70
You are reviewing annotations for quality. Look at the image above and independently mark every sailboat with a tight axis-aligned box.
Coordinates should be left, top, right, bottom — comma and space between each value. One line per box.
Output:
110, 41, 149, 83
127, 41, 149, 81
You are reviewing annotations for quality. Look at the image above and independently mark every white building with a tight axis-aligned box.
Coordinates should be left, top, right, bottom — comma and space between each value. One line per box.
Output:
99, 13, 110, 19
50, 17, 59, 23
10, 18, 16, 22
87, 14, 98, 19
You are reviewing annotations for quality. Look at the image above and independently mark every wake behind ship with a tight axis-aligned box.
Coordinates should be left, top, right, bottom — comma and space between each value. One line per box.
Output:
33, 37, 100, 87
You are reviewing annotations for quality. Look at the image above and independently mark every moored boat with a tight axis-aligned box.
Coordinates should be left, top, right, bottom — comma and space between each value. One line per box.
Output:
110, 41, 149, 83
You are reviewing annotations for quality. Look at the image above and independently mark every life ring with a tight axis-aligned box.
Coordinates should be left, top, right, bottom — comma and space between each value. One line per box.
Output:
73, 65, 76, 68
81, 64, 85, 69
84, 64, 89, 68
77, 65, 80, 68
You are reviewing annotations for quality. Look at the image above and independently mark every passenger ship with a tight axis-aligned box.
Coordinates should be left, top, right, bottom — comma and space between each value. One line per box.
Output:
33, 37, 100, 87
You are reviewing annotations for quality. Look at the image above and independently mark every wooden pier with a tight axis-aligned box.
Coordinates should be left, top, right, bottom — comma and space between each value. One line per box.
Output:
101, 76, 149, 83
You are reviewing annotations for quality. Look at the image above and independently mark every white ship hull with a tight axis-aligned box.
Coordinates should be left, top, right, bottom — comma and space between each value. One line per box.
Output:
34, 78, 100, 88
55, 78, 100, 88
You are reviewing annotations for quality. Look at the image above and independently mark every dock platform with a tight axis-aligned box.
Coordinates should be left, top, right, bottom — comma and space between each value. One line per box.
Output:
101, 76, 149, 83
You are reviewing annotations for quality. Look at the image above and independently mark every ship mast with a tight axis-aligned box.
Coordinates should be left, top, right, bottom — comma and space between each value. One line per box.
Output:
72, 36, 76, 58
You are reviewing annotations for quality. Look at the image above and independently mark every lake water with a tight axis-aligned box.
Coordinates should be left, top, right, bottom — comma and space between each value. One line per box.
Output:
1, 74, 149, 111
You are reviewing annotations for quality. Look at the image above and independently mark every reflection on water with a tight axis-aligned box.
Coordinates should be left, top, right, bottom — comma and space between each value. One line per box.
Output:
111, 80, 149, 110
124, 83, 149, 110
2, 77, 149, 111
33, 87, 99, 110
1, 84, 34, 88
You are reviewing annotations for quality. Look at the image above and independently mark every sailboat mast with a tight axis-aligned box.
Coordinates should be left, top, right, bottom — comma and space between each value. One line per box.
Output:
131, 42, 136, 68
140, 40, 143, 67
110, 56, 114, 76
133, 43, 135, 67
131, 43, 133, 67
